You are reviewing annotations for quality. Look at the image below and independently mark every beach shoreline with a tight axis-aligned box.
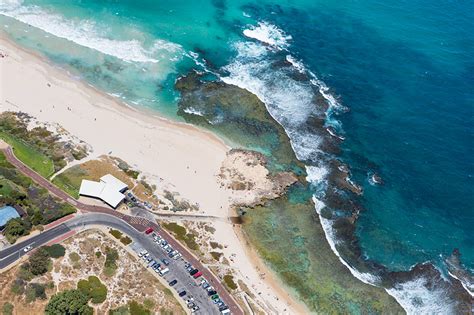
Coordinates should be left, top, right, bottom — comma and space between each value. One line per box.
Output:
0, 32, 309, 314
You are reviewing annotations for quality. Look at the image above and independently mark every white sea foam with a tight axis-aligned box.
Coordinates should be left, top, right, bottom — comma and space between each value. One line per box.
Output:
385, 277, 456, 315
311, 195, 381, 285
222, 42, 319, 161
447, 270, 474, 298
0, 4, 182, 63
243, 21, 292, 50
183, 107, 204, 117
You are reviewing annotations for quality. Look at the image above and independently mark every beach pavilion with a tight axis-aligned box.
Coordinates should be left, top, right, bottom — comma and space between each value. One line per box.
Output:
79, 174, 128, 208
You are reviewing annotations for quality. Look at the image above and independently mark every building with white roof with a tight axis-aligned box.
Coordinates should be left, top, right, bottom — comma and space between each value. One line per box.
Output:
79, 174, 128, 208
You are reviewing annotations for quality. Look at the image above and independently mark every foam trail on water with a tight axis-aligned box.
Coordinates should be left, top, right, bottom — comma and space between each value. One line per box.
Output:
0, 4, 182, 63
243, 21, 292, 50
385, 277, 456, 314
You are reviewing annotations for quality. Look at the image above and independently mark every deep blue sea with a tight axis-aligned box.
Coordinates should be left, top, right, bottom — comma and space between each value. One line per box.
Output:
1, 0, 473, 312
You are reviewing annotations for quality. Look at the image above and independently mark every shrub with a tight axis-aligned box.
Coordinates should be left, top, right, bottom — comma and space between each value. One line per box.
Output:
45, 289, 93, 315
2, 302, 13, 315
69, 252, 81, 263
210, 251, 222, 261
10, 279, 26, 295
120, 236, 132, 245
77, 276, 107, 304
109, 229, 123, 239
22, 247, 51, 276
162, 222, 199, 250
223, 274, 238, 290
44, 244, 66, 258
95, 251, 102, 258
104, 247, 119, 276
129, 300, 151, 315
3, 218, 31, 243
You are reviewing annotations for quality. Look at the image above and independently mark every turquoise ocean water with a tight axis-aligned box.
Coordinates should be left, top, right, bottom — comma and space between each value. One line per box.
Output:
1, 0, 473, 312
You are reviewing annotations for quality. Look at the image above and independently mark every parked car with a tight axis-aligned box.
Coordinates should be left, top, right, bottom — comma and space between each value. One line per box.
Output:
190, 269, 199, 276
169, 279, 178, 286
179, 291, 187, 297
207, 290, 217, 296
220, 308, 230, 314
191, 306, 200, 313
159, 268, 169, 276
162, 259, 170, 266
211, 294, 219, 300
202, 282, 210, 289
193, 271, 202, 279
145, 227, 154, 234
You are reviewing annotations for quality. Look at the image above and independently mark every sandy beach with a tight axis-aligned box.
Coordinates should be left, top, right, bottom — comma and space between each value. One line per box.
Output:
0, 34, 308, 314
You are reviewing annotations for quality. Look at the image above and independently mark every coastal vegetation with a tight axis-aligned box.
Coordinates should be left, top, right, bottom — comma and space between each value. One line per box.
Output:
103, 246, 119, 277
0, 112, 87, 177
109, 229, 133, 246
0, 230, 184, 314
109, 300, 152, 315
45, 289, 92, 315
162, 222, 199, 251
0, 152, 76, 243
77, 276, 108, 304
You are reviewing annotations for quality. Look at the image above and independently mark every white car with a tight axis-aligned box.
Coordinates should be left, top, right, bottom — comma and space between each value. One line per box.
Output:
23, 245, 33, 253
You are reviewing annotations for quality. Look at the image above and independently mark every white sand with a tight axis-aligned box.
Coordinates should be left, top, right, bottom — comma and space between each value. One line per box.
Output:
0, 34, 309, 314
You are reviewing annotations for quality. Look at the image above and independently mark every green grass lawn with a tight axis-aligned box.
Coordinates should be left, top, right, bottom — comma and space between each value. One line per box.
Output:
0, 131, 54, 178
52, 165, 87, 199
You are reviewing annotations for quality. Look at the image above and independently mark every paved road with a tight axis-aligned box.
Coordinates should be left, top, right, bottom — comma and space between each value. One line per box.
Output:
0, 224, 71, 268
1, 146, 243, 315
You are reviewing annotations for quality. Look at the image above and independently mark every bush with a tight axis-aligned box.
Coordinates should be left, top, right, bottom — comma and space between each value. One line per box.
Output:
129, 301, 151, 315
69, 252, 81, 263
109, 301, 151, 315
44, 244, 66, 258
162, 222, 199, 250
104, 247, 119, 276
45, 289, 93, 315
223, 274, 238, 290
109, 229, 123, 239
2, 302, 13, 315
22, 247, 51, 276
95, 251, 102, 258
3, 217, 31, 243
77, 276, 107, 304
120, 236, 132, 245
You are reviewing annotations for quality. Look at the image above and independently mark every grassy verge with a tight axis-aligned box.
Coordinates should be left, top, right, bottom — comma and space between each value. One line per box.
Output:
0, 131, 54, 178
52, 165, 87, 199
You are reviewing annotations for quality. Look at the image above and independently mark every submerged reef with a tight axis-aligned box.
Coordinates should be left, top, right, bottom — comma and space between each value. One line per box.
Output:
175, 71, 404, 313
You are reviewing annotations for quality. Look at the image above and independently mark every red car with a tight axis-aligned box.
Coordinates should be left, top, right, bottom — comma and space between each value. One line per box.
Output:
145, 227, 154, 234
193, 271, 203, 279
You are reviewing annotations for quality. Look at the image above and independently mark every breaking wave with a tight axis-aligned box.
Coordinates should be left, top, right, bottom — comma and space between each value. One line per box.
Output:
0, 4, 182, 63
386, 276, 457, 314
243, 21, 292, 50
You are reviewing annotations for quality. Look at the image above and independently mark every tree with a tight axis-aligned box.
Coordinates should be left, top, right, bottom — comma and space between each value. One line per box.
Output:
3, 218, 29, 243
30, 211, 44, 225
23, 247, 51, 276
45, 289, 93, 315
77, 276, 107, 304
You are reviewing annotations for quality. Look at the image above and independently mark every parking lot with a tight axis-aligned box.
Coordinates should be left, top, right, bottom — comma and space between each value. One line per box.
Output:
130, 229, 230, 314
